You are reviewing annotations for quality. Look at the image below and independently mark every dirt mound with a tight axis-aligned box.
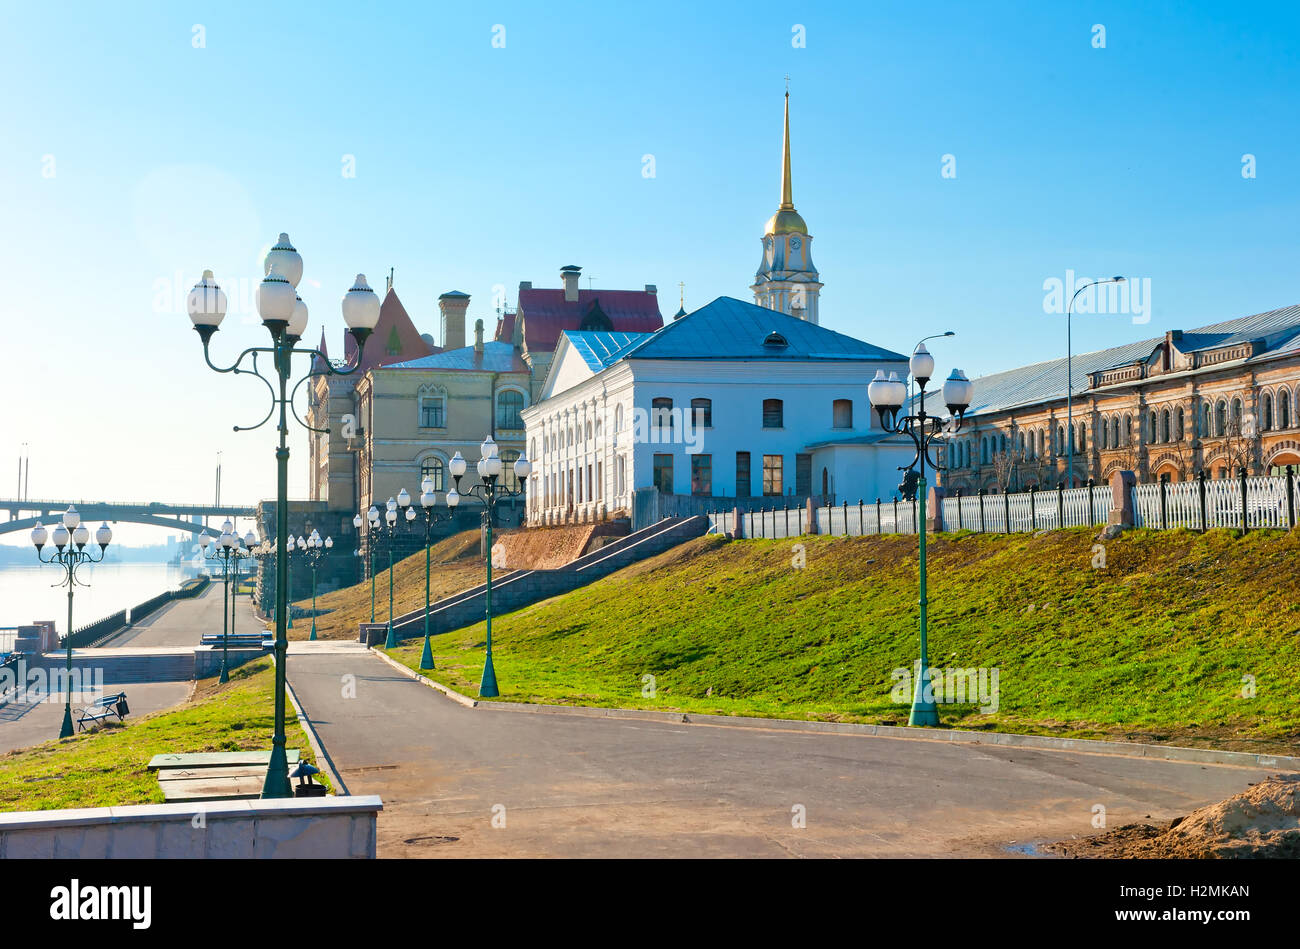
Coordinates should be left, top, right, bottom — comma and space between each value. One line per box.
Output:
1050, 774, 1300, 858
496, 524, 596, 569
427, 529, 482, 563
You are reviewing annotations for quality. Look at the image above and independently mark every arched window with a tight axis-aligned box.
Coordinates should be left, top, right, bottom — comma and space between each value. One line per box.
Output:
1215, 400, 1227, 436
1078, 422, 1086, 452
652, 397, 674, 433
1263, 393, 1274, 430
1099, 422, 1108, 451
420, 456, 446, 492
832, 399, 853, 429
1176, 407, 1185, 441
614, 404, 624, 432
1160, 410, 1170, 443
762, 398, 784, 428
1112, 417, 1120, 447
1148, 410, 1157, 442
1056, 425, 1064, 454
585, 421, 593, 441
691, 398, 713, 428
496, 389, 525, 430
1231, 398, 1243, 433
1199, 402, 1210, 437
1123, 414, 1132, 445
1282, 390, 1292, 430
418, 385, 447, 428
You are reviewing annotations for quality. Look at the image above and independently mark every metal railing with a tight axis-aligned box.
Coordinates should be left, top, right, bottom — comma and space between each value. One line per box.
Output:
1133, 470, 1298, 531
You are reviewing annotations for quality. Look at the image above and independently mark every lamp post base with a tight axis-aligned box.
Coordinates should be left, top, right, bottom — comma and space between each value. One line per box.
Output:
309, 621, 317, 642
218, 663, 229, 684
260, 744, 293, 799
419, 635, 435, 670
384, 625, 399, 650
479, 654, 499, 697
59, 706, 74, 739
908, 700, 940, 727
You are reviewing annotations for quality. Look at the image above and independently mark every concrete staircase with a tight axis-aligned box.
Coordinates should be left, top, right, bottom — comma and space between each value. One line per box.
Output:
366, 516, 710, 645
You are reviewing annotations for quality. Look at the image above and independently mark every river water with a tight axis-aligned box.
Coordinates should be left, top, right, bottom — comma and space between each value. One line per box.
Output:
0, 563, 198, 643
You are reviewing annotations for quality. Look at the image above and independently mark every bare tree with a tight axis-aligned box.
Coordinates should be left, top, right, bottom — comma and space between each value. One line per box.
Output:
990, 449, 1018, 493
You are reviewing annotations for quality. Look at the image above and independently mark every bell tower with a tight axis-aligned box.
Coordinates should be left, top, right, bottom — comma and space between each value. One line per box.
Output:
751, 87, 822, 323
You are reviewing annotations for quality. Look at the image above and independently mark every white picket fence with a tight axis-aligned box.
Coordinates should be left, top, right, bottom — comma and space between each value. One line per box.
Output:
1133, 475, 1297, 530
942, 484, 1110, 532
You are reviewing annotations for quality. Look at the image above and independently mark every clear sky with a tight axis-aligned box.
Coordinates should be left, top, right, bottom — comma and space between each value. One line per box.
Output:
2, 0, 1297, 544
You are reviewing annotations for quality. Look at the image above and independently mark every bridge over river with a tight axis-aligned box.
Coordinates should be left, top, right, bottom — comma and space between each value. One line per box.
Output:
0, 498, 257, 539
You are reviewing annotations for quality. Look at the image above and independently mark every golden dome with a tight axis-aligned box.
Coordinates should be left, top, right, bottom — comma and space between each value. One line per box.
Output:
765, 208, 808, 236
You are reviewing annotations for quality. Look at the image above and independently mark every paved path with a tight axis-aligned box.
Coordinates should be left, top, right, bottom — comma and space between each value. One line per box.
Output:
0, 681, 192, 754
106, 582, 261, 648
287, 646, 1280, 858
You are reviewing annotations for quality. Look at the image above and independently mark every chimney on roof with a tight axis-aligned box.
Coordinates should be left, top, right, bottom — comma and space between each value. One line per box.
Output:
474, 318, 484, 354
438, 291, 469, 350
519, 281, 532, 292
645, 284, 657, 295
561, 265, 581, 303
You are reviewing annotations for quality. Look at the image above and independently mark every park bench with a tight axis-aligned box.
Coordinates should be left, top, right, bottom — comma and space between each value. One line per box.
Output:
200, 634, 273, 649
76, 691, 129, 732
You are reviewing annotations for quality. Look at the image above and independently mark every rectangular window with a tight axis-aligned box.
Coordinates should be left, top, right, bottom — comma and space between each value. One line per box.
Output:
762, 454, 783, 496
736, 452, 751, 498
653, 454, 674, 495
763, 399, 784, 428
691, 454, 712, 496
690, 398, 712, 428
833, 399, 853, 429
795, 453, 812, 496
420, 399, 445, 428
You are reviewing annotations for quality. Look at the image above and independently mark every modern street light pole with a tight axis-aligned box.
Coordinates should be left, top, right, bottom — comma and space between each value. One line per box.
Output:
30, 507, 111, 738
448, 437, 531, 697
416, 475, 460, 670
186, 234, 382, 798
869, 347, 973, 726
1065, 276, 1125, 487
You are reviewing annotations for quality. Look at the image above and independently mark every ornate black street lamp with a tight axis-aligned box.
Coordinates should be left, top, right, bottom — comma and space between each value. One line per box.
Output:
186, 234, 381, 798
448, 437, 531, 697
31, 506, 112, 738
413, 475, 460, 670
868, 346, 973, 726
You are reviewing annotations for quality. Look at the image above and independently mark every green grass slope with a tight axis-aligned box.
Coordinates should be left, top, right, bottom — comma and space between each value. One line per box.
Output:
0, 660, 326, 811
385, 528, 1300, 755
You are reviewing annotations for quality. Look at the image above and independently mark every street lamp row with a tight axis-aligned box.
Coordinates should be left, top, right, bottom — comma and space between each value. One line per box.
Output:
198, 520, 256, 683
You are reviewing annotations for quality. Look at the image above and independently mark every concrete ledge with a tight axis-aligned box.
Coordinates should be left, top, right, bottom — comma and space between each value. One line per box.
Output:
370, 652, 1300, 772
0, 795, 383, 859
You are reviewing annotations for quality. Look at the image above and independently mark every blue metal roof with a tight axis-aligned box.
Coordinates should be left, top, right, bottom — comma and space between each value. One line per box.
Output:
561, 296, 907, 366
385, 341, 527, 373
565, 331, 654, 371
938, 303, 1300, 418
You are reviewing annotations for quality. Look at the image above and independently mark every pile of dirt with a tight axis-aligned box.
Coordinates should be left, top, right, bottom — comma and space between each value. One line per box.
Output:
1049, 774, 1300, 858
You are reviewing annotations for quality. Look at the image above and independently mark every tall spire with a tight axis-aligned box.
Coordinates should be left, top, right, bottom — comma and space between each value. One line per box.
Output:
780, 86, 793, 210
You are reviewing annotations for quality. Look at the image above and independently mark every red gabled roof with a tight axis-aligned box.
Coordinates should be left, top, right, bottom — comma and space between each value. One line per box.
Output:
516, 288, 663, 352
343, 288, 435, 372
494, 311, 517, 345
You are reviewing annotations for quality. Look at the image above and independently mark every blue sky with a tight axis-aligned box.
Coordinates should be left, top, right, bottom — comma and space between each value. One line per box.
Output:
1, 0, 1297, 542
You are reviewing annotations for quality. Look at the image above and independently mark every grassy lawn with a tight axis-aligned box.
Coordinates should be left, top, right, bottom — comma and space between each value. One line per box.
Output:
0, 660, 326, 811
383, 528, 1300, 756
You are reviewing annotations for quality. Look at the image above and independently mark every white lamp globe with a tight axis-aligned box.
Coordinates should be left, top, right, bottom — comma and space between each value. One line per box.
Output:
220, 531, 234, 549
52, 524, 70, 548
405, 507, 416, 522
485, 453, 503, 478
73, 524, 90, 547
386, 497, 397, 513
341, 274, 381, 331
887, 372, 908, 409
31, 522, 47, 549
353, 514, 363, 529
942, 369, 974, 413
96, 522, 112, 548
397, 488, 410, 508
367, 506, 380, 525
244, 531, 256, 547
187, 270, 227, 329
449, 452, 467, 479
421, 490, 436, 509
63, 506, 81, 530
263, 233, 303, 288
867, 369, 889, 410
324, 536, 333, 549
421, 476, 434, 495
446, 489, 460, 508
199, 532, 212, 549
910, 344, 935, 384
256, 262, 298, 325
475, 456, 487, 479
385, 508, 397, 526
222, 519, 234, 534
287, 295, 309, 339
514, 454, 532, 479
481, 436, 498, 459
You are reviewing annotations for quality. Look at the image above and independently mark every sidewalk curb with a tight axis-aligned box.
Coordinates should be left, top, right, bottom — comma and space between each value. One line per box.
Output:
366, 648, 1299, 772
281, 655, 350, 796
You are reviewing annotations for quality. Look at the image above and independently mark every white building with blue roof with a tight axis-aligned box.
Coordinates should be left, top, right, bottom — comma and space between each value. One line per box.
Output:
521, 296, 914, 525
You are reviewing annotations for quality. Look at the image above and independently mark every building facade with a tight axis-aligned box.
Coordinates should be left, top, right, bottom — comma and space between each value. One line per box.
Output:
938, 304, 1300, 493
521, 297, 911, 525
